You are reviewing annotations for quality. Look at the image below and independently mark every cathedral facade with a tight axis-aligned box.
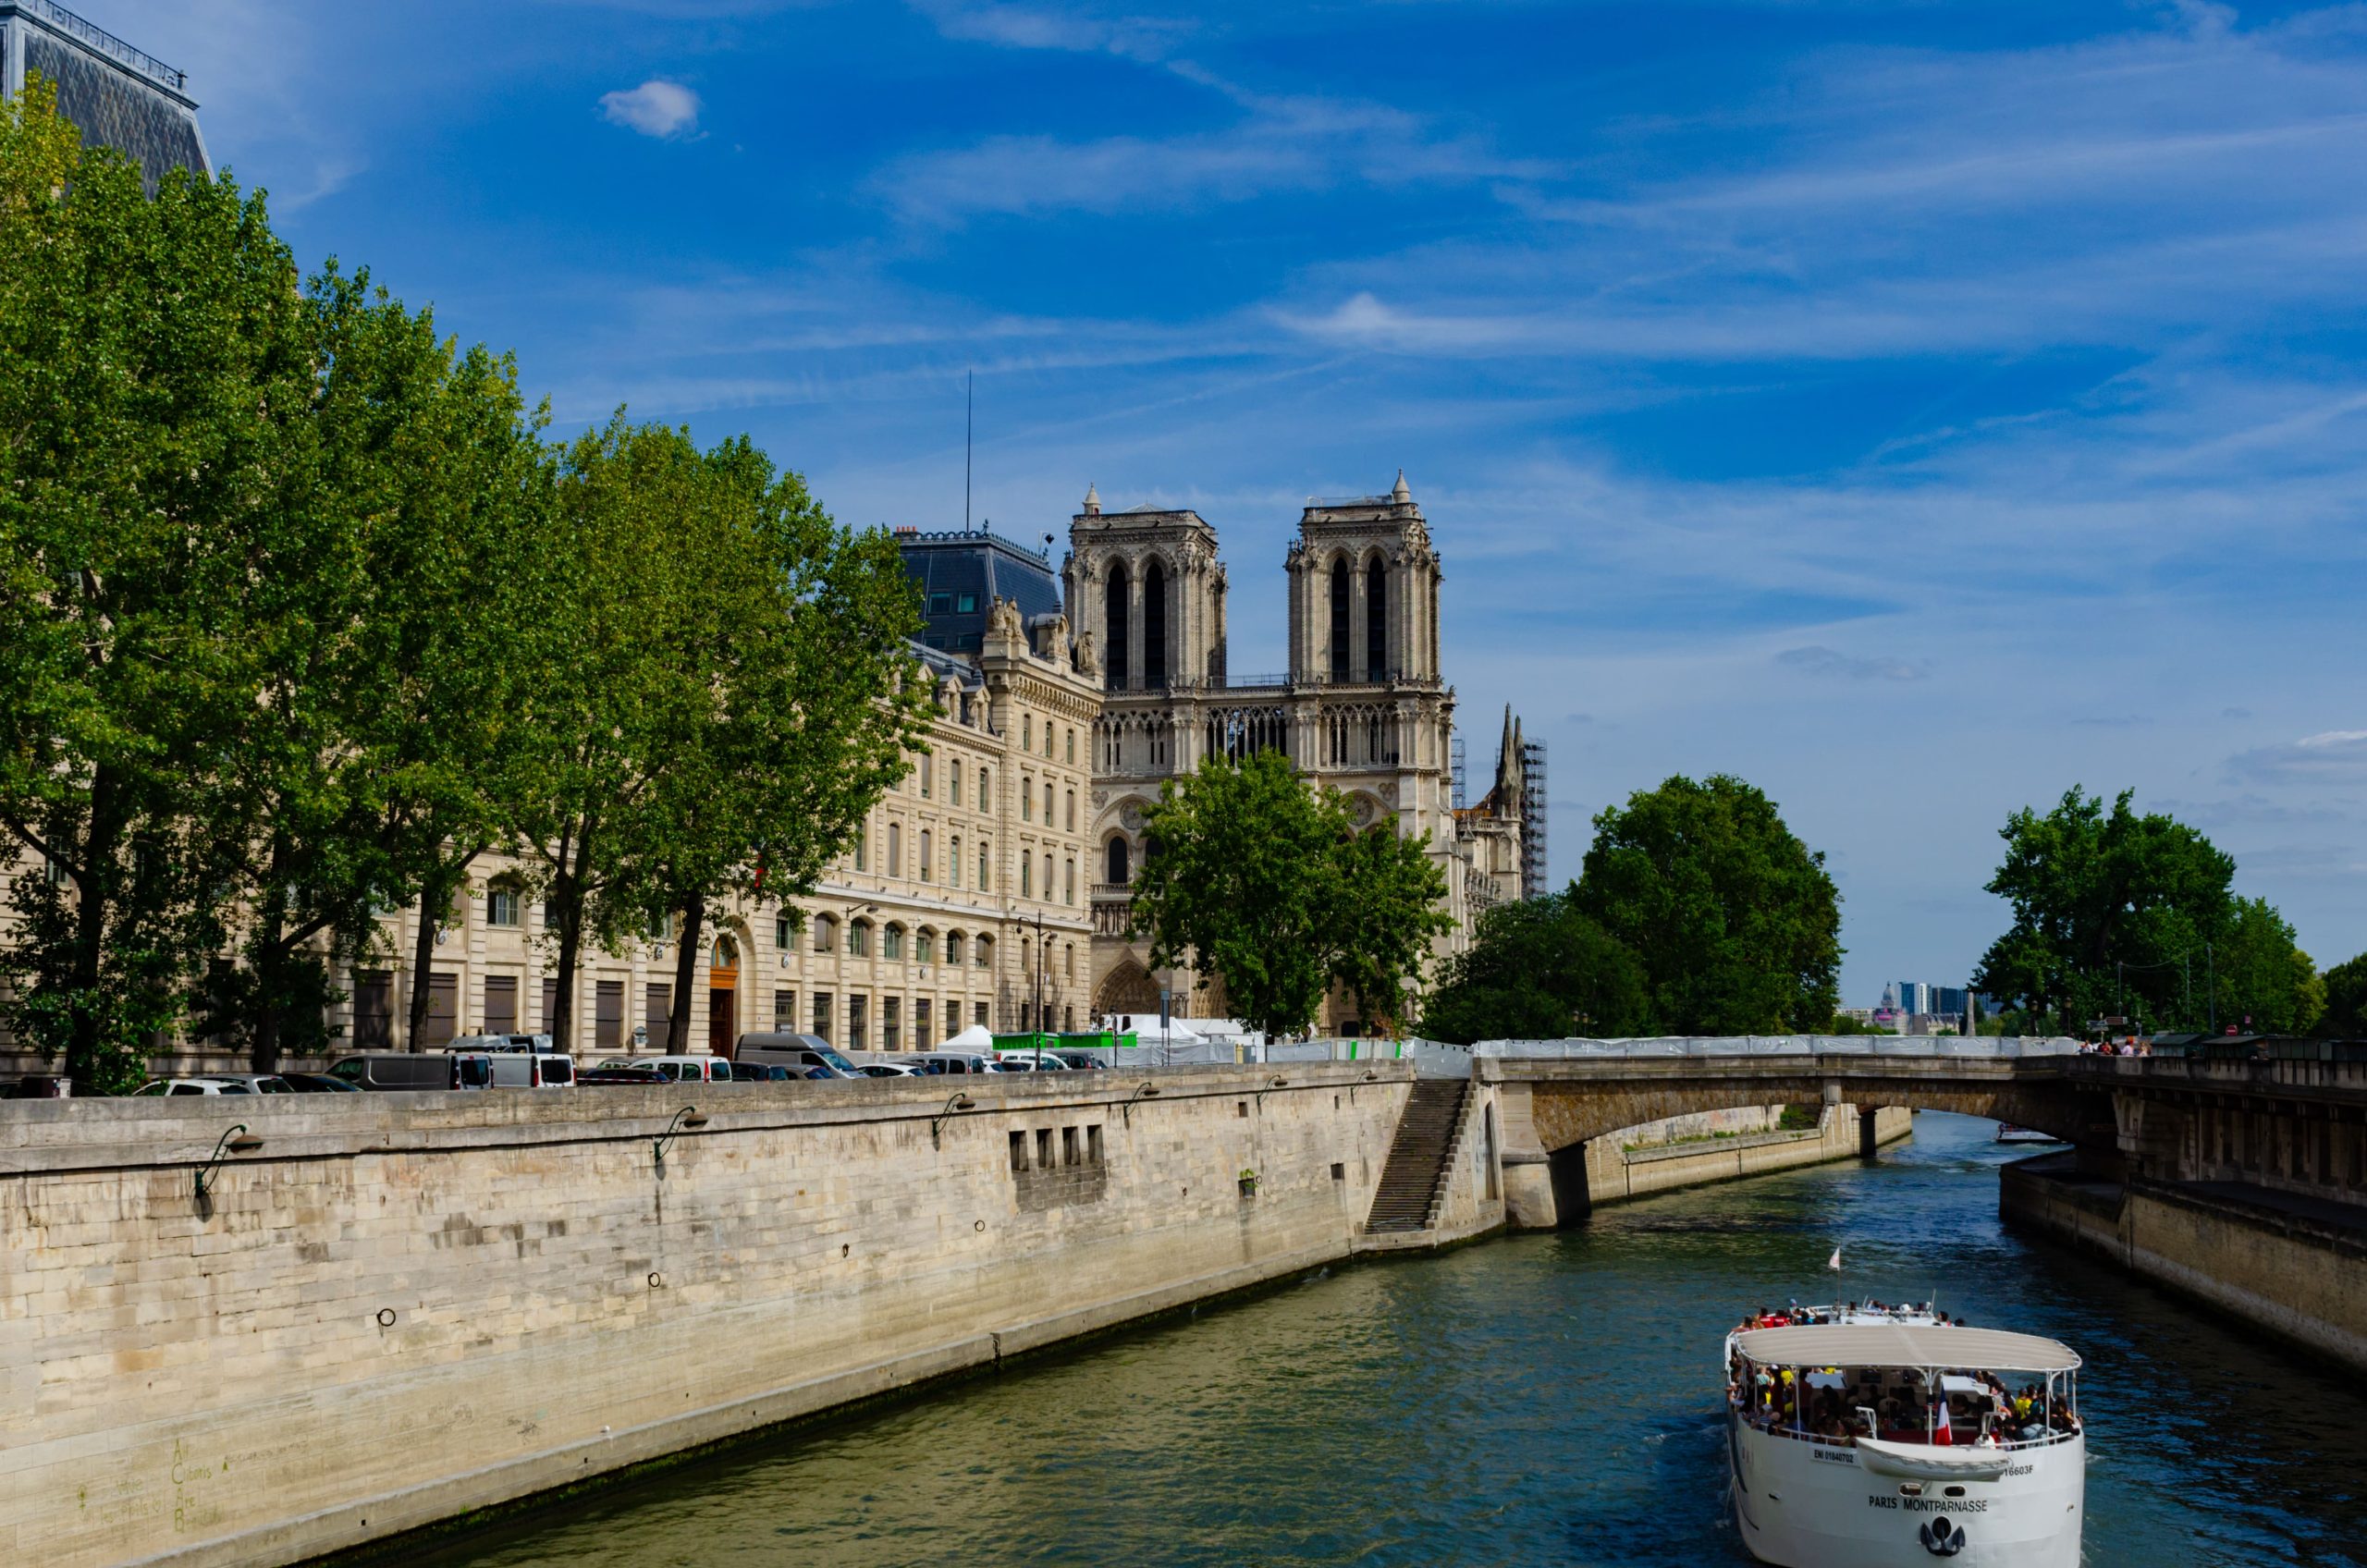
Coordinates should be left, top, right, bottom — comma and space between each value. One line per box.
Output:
1067, 473, 1527, 1034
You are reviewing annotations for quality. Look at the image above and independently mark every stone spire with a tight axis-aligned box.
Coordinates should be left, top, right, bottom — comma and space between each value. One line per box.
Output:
1496, 704, 1517, 804
1083, 482, 1101, 516
1391, 469, 1411, 503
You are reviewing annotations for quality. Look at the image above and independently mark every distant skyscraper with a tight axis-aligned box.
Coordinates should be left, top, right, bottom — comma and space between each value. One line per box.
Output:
1, 2, 209, 192
1896, 981, 1932, 1016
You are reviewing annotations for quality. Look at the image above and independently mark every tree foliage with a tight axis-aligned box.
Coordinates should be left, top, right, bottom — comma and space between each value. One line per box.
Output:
1419, 892, 1650, 1044
1571, 775, 1843, 1034
1127, 752, 1450, 1039
2320, 953, 2367, 1039
1970, 788, 2323, 1035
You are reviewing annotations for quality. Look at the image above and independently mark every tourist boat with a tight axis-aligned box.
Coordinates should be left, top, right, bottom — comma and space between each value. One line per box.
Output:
1723, 1303, 2085, 1566
1993, 1124, 2059, 1145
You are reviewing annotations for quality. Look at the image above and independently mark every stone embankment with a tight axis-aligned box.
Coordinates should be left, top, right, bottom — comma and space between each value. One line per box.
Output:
1, 1065, 1447, 1568
2002, 1150, 2367, 1373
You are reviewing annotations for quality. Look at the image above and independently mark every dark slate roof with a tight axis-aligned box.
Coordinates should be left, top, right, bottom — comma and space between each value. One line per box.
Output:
896, 529, 1064, 655
6, 4, 209, 195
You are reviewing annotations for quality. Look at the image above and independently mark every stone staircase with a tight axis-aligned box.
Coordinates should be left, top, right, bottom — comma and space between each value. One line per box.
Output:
1363, 1079, 1473, 1235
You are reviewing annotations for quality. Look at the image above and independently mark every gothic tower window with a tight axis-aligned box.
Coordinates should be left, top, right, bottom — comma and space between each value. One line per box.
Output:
1366, 555, 1387, 679
1107, 837, 1130, 885
1329, 558, 1349, 679
1106, 562, 1130, 689
1144, 558, 1167, 688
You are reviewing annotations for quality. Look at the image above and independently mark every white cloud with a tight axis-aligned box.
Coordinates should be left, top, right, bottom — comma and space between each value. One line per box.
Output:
599, 80, 701, 140
2227, 731, 2367, 787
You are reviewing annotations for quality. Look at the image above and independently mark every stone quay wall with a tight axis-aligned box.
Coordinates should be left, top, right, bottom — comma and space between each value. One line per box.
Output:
2001, 1152, 2367, 1373
1, 1064, 1414, 1568
1576, 1104, 1912, 1207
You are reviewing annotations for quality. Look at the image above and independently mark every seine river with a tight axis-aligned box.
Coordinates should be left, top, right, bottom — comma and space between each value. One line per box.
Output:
423, 1113, 2367, 1567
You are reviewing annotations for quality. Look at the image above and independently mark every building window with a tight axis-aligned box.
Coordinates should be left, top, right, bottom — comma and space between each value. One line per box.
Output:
950, 767, 963, 807
1064, 789, 1075, 830
919, 828, 932, 881
848, 920, 871, 958
979, 842, 991, 889
977, 936, 994, 969
1144, 558, 1167, 687
853, 825, 868, 872
1106, 562, 1130, 689
776, 913, 796, 951
1367, 556, 1388, 677
888, 822, 901, 876
975, 1000, 990, 1028
957, 592, 978, 612
813, 914, 836, 953
1064, 941, 1075, 980
884, 997, 901, 1051
1066, 728, 1075, 763
1023, 778, 1034, 822
884, 924, 904, 961
950, 834, 962, 888
813, 993, 833, 1040
916, 931, 936, 965
1022, 855, 1033, 897
485, 888, 521, 928
920, 753, 933, 799
849, 995, 867, 1051
931, 592, 953, 615
1043, 853, 1054, 900
775, 988, 796, 1028
1044, 780, 1054, 821
1024, 715, 1033, 750
947, 931, 964, 966
979, 767, 990, 806
916, 997, 932, 1044
1063, 858, 1074, 904
1107, 838, 1130, 885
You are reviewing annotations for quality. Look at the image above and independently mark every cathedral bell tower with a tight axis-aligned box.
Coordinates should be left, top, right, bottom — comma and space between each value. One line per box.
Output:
1286, 470, 1442, 686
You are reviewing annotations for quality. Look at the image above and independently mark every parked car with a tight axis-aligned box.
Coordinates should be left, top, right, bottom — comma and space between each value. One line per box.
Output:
985, 1058, 1039, 1072
133, 1077, 257, 1096
195, 1072, 297, 1095
461, 1050, 575, 1088
578, 1065, 667, 1085
732, 1033, 864, 1079
852, 1061, 919, 1077
730, 1061, 793, 1082
276, 1072, 362, 1093
5, 1073, 73, 1098
328, 1053, 484, 1091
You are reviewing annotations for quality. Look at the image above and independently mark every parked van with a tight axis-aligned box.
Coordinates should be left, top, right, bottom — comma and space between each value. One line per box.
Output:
640, 1055, 734, 1084
731, 1033, 863, 1079
329, 1053, 486, 1091
451, 1034, 558, 1053
454, 1049, 575, 1088
898, 1051, 994, 1075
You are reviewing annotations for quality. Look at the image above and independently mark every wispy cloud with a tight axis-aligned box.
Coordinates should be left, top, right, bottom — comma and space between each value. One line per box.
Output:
600, 80, 702, 140
908, 1, 1195, 62
1775, 646, 1930, 682
2227, 730, 2367, 787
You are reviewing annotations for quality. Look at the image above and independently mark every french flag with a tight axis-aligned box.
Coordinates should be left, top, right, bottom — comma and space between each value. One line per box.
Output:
1933, 1394, 1953, 1447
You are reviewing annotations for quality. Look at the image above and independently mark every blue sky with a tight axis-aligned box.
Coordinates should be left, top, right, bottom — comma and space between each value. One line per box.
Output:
89, 0, 2367, 1006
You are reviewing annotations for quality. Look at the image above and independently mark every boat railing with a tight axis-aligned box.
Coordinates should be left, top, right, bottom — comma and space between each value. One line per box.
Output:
1733, 1405, 2079, 1452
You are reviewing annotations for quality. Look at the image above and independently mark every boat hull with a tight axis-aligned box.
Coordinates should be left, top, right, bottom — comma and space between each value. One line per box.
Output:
1727, 1417, 2082, 1567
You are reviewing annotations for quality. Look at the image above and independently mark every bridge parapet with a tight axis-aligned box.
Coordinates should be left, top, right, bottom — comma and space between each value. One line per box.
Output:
1475, 1035, 2080, 1060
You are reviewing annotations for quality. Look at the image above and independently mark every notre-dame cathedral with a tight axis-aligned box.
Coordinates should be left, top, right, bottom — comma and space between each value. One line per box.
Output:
1067, 472, 1530, 1034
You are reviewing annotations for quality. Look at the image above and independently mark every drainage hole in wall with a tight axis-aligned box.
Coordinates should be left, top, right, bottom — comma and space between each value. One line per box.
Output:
841, 1243, 850, 1257
1331, 1163, 1345, 1182
974, 1219, 986, 1232
647, 1271, 663, 1290
375, 1307, 396, 1328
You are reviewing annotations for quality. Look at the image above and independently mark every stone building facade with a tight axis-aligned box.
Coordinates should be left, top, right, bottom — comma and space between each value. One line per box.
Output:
1066, 473, 1527, 1033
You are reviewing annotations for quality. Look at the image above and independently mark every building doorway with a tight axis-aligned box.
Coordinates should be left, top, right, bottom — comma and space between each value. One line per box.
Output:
708, 935, 739, 1055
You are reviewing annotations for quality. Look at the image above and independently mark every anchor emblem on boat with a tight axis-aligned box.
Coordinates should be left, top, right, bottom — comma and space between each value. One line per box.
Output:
1918, 1516, 1967, 1556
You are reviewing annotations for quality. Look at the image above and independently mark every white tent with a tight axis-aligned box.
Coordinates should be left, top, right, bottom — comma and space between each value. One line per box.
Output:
941, 1023, 998, 1050
1107, 1013, 1205, 1044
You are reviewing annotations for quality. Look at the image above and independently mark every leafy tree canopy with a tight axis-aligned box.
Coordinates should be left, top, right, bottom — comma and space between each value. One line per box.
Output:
1128, 751, 1449, 1039
1970, 788, 2322, 1035
2320, 953, 2367, 1040
1419, 891, 1650, 1045
1571, 774, 1843, 1034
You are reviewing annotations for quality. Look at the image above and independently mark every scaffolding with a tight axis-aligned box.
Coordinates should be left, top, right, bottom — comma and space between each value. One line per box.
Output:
1450, 733, 1467, 811
1519, 738, 1548, 898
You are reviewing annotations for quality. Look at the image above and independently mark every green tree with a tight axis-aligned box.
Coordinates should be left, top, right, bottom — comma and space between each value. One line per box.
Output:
1129, 751, 1449, 1039
1419, 891, 1650, 1044
608, 433, 928, 1053
0, 78, 315, 1087
2319, 953, 2367, 1039
1571, 775, 1842, 1033
1969, 788, 2321, 1035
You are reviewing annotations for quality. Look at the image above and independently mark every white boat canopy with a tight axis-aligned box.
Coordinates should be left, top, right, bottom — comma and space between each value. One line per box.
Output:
1735, 1324, 2080, 1373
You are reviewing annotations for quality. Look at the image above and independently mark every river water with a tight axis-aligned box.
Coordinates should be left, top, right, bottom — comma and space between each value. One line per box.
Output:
423, 1113, 2367, 1567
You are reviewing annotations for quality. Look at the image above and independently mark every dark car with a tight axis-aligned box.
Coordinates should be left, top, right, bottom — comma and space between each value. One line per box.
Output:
578, 1066, 668, 1085
729, 1062, 791, 1082
5, 1073, 73, 1098
278, 1072, 362, 1093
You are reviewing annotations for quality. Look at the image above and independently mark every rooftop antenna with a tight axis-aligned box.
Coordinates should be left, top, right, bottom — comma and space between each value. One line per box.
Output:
964, 370, 974, 534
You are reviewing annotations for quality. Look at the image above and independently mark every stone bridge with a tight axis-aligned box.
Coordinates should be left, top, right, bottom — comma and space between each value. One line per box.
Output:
1478, 1050, 2116, 1228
